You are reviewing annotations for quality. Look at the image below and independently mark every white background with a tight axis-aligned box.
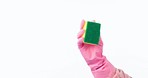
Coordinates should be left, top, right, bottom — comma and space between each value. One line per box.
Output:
0, 0, 148, 78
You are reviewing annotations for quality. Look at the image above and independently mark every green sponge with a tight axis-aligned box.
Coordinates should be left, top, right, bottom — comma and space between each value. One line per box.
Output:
82, 21, 101, 45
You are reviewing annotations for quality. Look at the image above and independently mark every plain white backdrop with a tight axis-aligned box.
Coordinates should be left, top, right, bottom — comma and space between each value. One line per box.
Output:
0, 0, 148, 78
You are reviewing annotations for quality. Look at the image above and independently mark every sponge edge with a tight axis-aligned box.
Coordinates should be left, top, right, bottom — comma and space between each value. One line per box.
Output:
82, 21, 87, 38
82, 20, 101, 45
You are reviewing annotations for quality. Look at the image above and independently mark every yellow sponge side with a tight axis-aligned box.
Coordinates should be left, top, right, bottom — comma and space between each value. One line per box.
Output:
82, 21, 87, 38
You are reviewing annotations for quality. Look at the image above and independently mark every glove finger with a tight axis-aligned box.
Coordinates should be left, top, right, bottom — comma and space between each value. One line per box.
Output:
77, 29, 85, 39
80, 19, 85, 29
77, 37, 84, 48
92, 20, 96, 22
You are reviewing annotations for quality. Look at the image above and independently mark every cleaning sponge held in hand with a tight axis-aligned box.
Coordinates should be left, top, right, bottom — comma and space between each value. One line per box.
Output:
82, 20, 101, 45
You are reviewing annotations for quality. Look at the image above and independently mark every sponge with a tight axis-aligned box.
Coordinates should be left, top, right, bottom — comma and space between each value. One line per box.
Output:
82, 20, 101, 45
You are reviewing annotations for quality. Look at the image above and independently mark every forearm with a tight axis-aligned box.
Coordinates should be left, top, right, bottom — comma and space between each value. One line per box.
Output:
87, 55, 116, 78
87, 55, 131, 78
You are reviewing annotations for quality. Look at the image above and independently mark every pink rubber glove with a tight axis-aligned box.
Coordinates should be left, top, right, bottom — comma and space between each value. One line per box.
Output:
77, 20, 131, 78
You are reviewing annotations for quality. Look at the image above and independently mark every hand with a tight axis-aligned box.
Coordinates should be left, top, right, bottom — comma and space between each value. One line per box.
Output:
77, 20, 103, 64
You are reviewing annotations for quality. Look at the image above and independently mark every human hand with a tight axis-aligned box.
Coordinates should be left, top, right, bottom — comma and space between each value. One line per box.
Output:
77, 20, 103, 64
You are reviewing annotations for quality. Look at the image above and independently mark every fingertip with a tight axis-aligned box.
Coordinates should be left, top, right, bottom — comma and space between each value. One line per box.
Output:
92, 20, 96, 22
80, 19, 85, 29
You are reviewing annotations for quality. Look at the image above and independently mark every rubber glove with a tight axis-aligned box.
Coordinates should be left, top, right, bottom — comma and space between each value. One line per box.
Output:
77, 20, 131, 78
